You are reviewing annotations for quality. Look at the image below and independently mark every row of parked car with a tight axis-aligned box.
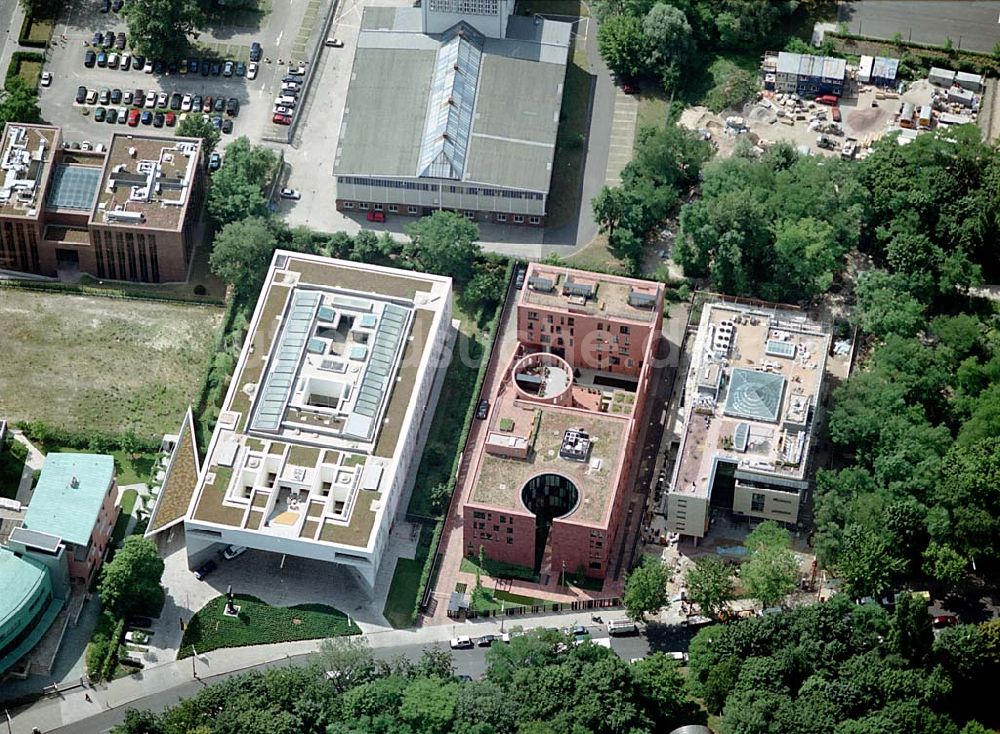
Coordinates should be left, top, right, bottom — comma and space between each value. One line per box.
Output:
272, 73, 304, 126
84, 48, 259, 80
75, 86, 240, 115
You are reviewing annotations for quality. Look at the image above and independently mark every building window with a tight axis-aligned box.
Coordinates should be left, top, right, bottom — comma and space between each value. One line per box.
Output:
620, 325, 630, 335
507, 537, 513, 544
388, 204, 399, 213
408, 206, 419, 214
473, 511, 486, 519
529, 216, 540, 224
513, 215, 524, 224
496, 213, 507, 223
359, 202, 369, 210
751, 493, 765, 512
589, 562, 602, 570
343, 201, 354, 209
464, 211, 475, 220
527, 311, 539, 321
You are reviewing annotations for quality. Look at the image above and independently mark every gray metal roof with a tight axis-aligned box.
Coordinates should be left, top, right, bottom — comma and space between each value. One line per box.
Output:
335, 6, 569, 194
776, 52, 846, 81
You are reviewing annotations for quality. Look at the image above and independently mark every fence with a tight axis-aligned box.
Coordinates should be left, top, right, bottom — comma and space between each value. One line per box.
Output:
461, 596, 623, 621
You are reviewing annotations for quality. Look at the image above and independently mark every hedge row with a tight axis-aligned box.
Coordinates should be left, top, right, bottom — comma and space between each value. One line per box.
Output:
410, 259, 515, 623
0, 278, 225, 306
190, 296, 246, 453
5, 51, 45, 90
15, 420, 160, 455
17, 14, 51, 48
86, 611, 125, 681
828, 32, 1000, 76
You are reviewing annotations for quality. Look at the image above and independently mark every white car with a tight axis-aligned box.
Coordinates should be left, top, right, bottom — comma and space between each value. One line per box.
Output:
144, 90, 157, 108
117, 106, 128, 123
325, 38, 344, 48
449, 636, 474, 650
290, 63, 306, 75
274, 96, 296, 107
144, 59, 154, 73
157, 91, 168, 107
40, 72, 52, 87
273, 105, 294, 116
247, 61, 258, 80
222, 545, 247, 560
279, 187, 301, 200
81, 141, 92, 151
281, 81, 301, 92
86, 89, 98, 104
181, 94, 193, 112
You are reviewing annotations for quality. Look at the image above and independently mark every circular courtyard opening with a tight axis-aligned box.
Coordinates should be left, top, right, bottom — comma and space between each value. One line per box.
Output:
520, 474, 580, 572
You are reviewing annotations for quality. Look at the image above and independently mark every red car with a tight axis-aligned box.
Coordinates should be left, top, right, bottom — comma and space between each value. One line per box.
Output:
831, 107, 842, 122
272, 113, 292, 125
165, 112, 176, 127
815, 94, 838, 106
932, 614, 958, 628
366, 210, 385, 223
127, 108, 140, 127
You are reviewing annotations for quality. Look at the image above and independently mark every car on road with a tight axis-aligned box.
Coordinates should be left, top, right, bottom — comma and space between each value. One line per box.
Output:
250, 41, 262, 62
221, 118, 233, 134
449, 636, 474, 650
247, 61, 258, 80
94, 107, 106, 122
40, 72, 52, 87
181, 94, 193, 112
222, 544, 247, 560
208, 152, 221, 171
932, 614, 959, 628
127, 108, 140, 126
514, 265, 526, 288
223, 60, 234, 77
272, 112, 292, 125
140, 110, 152, 125
235, 61, 246, 77
84, 49, 96, 67
279, 188, 301, 200
193, 559, 217, 580
325, 38, 344, 48
475, 399, 489, 420
281, 81, 301, 92
75, 86, 88, 103
475, 635, 497, 647
153, 111, 164, 127
226, 97, 239, 116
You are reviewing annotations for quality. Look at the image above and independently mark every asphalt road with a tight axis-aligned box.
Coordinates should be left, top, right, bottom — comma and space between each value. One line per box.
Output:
837, 0, 1000, 53
47, 624, 696, 734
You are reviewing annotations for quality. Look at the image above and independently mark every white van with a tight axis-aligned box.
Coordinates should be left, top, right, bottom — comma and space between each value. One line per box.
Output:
606, 619, 637, 636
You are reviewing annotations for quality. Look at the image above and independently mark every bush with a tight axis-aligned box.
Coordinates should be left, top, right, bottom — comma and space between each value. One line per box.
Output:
15, 420, 159, 455
86, 639, 111, 679
5, 51, 45, 89
17, 15, 53, 48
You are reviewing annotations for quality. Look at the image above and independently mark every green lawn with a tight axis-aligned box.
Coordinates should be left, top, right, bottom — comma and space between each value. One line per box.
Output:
460, 556, 536, 582
383, 556, 426, 629
178, 594, 360, 658
58, 449, 157, 486
24, 17, 55, 45
469, 588, 544, 612
16, 60, 43, 88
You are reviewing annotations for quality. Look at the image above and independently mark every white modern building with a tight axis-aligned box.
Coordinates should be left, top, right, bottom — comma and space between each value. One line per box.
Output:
177, 252, 453, 593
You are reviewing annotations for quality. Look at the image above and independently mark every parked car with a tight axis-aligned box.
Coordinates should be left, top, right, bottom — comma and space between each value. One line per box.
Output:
165, 111, 176, 126
815, 94, 838, 106
115, 32, 126, 50
75, 86, 88, 103
187, 58, 199, 74
932, 614, 959, 629
112, 0, 123, 10
133, 88, 144, 104
193, 559, 217, 580
475, 399, 489, 419
170, 93, 182, 110
274, 95, 297, 107
208, 152, 221, 171
221, 118, 233, 134
86, 89, 98, 104
222, 545, 247, 560
250, 41, 262, 62
122, 90, 133, 104
84, 49, 96, 67
94, 106, 107, 122
152, 59, 165, 75
127, 108, 140, 126
192, 95, 202, 111
247, 61, 258, 80
108, 52, 119, 69
281, 81, 301, 92
99, 0, 110, 13
105, 108, 118, 123
181, 94, 193, 112
200, 59, 211, 76
366, 209, 385, 223
273, 105, 294, 116
117, 106, 128, 123
167, 60, 178, 75
831, 106, 842, 122
272, 112, 292, 125
98, 88, 110, 104
325, 38, 344, 48
211, 116, 222, 130
210, 61, 221, 76
126, 616, 154, 629
475, 635, 497, 647
157, 91, 168, 108
96, 51, 107, 68
103, 31, 115, 47
289, 63, 306, 76
226, 97, 239, 116
120, 52, 131, 71
222, 60, 234, 77
143, 59, 154, 74
449, 636, 474, 650
202, 95, 213, 113
132, 55, 145, 70
153, 111, 164, 127
279, 188, 301, 200
140, 110, 152, 125
144, 90, 156, 108
110, 88, 122, 103
514, 265, 526, 288
235, 61, 246, 77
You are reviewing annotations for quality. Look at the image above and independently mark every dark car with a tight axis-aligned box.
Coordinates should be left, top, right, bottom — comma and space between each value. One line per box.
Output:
91, 31, 102, 45
213, 96, 225, 113
201, 95, 213, 113
99, 0, 110, 13
105, 107, 118, 123
96, 51, 107, 67
222, 118, 233, 134
226, 97, 239, 116
222, 60, 234, 77
140, 109, 152, 125
193, 559, 217, 580
210, 61, 221, 76
475, 399, 489, 420
75, 85, 87, 103
134, 88, 144, 104
94, 106, 107, 122
170, 93, 182, 110
112, 0, 124, 10
167, 60, 178, 75
153, 111, 164, 127
103, 31, 115, 47
126, 616, 154, 629
153, 59, 165, 75
132, 55, 145, 71
235, 61, 246, 77
188, 58, 200, 74
115, 32, 126, 50
110, 88, 122, 103
250, 41, 262, 62
84, 49, 96, 67
282, 75, 301, 84
200, 59, 211, 76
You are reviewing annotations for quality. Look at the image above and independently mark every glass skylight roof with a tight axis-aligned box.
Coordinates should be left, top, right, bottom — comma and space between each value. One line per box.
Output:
724, 368, 786, 424
46, 165, 101, 211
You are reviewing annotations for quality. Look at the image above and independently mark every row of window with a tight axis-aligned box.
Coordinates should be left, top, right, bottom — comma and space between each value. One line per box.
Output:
340, 201, 541, 225
338, 175, 544, 202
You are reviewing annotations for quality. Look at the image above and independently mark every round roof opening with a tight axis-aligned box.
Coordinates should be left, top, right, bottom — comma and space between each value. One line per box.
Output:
520, 473, 580, 521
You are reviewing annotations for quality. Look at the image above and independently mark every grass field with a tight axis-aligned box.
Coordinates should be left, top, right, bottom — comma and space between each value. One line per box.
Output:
24, 17, 55, 45
0, 289, 224, 437
383, 524, 433, 628
178, 594, 360, 657
16, 60, 43, 88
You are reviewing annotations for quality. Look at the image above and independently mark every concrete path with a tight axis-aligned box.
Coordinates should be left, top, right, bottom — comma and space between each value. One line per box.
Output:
12, 430, 46, 505
604, 88, 639, 187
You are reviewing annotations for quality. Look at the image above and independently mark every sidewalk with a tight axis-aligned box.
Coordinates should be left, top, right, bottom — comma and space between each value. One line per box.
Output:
12, 429, 45, 505
8, 608, 671, 734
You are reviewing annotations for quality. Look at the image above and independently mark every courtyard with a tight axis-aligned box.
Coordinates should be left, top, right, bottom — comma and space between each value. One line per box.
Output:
0, 288, 223, 436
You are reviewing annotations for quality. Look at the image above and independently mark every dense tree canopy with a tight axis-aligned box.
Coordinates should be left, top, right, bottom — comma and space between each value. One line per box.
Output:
98, 536, 164, 618
623, 555, 672, 621
122, 0, 204, 61
0, 77, 42, 126
403, 211, 481, 284
207, 137, 279, 226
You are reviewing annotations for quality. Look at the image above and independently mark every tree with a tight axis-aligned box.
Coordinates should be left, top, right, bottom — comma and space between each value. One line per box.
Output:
592, 186, 631, 237
177, 114, 221, 157
742, 522, 798, 608
922, 541, 966, 585
119, 428, 143, 462
403, 211, 480, 283
0, 77, 42, 125
684, 556, 735, 619
98, 536, 165, 618
854, 269, 926, 338
890, 591, 933, 664
316, 637, 382, 692
597, 14, 649, 80
207, 137, 279, 226
623, 555, 671, 621
631, 653, 705, 728
837, 525, 904, 599
122, 0, 204, 61
209, 217, 281, 298
642, 3, 694, 71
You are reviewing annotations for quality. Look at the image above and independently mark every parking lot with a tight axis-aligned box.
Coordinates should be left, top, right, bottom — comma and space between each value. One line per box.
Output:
37, 0, 334, 149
